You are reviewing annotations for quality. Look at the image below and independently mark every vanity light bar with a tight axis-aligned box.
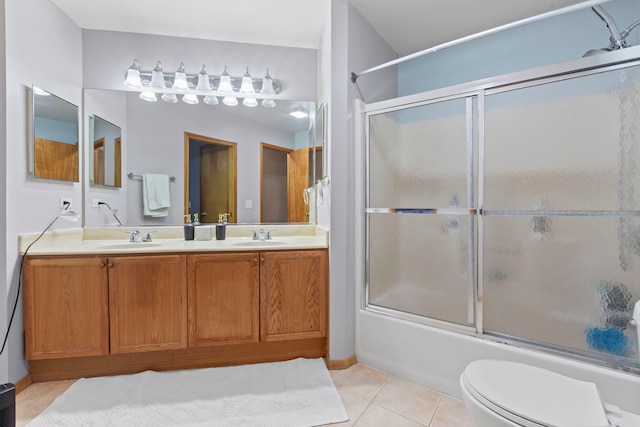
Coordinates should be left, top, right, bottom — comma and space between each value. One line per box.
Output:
136, 71, 282, 95
124, 60, 281, 107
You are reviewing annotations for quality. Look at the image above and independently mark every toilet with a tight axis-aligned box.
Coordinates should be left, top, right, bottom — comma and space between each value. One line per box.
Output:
460, 359, 640, 427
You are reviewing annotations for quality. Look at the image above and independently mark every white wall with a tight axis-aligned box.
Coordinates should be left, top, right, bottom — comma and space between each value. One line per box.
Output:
4, 0, 83, 383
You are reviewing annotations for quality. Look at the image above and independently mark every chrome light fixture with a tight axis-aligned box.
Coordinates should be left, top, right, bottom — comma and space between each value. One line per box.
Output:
172, 63, 189, 92
239, 68, 258, 107
123, 60, 281, 108
261, 70, 277, 108
219, 66, 238, 106
124, 59, 143, 89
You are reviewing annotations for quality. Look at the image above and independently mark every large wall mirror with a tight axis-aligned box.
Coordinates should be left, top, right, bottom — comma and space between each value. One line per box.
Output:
89, 115, 122, 187
30, 86, 79, 182
83, 89, 324, 226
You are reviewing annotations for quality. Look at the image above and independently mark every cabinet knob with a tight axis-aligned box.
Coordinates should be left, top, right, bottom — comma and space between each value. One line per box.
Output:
261, 257, 265, 263
99, 262, 106, 268
253, 257, 258, 263
107, 263, 114, 268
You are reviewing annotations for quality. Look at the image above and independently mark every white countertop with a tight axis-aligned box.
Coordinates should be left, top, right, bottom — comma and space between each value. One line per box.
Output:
19, 225, 328, 256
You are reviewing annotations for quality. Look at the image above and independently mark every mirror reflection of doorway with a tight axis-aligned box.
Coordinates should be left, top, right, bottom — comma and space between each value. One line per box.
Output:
184, 132, 237, 224
93, 138, 105, 185
260, 144, 311, 223
261, 143, 290, 222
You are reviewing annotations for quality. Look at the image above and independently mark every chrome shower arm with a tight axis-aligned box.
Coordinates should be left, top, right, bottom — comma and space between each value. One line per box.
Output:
592, 5, 627, 49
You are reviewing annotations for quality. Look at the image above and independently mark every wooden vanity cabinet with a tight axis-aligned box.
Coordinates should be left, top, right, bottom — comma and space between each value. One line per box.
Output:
109, 255, 187, 354
23, 257, 109, 360
24, 249, 327, 380
260, 250, 327, 342
187, 253, 259, 346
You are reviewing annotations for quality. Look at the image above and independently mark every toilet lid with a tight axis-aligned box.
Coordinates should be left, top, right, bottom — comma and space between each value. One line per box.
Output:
464, 359, 610, 427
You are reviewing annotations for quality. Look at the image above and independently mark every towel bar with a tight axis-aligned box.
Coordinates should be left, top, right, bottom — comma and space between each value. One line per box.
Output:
127, 172, 176, 182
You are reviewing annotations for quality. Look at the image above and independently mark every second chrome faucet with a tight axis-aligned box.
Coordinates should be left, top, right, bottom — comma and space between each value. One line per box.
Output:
251, 228, 275, 241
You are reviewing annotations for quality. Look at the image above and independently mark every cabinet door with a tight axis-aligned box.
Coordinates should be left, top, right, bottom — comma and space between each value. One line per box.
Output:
23, 257, 109, 360
109, 255, 187, 353
260, 250, 327, 341
187, 253, 259, 346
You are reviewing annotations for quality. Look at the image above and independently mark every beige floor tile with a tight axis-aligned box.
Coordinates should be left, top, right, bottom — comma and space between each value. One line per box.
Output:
324, 388, 371, 426
430, 395, 477, 427
354, 404, 425, 427
16, 380, 76, 427
331, 364, 390, 401
373, 377, 442, 425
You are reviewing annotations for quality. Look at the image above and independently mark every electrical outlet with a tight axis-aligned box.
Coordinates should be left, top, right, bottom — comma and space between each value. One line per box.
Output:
92, 198, 101, 208
60, 197, 72, 209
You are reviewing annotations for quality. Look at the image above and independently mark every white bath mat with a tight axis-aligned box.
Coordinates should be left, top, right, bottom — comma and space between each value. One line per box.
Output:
27, 357, 348, 427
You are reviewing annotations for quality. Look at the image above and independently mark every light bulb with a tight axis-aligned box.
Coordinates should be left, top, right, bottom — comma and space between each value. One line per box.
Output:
172, 63, 189, 91
260, 69, 276, 108
204, 95, 219, 105
223, 96, 238, 106
196, 65, 212, 92
243, 97, 258, 107
150, 61, 165, 89
124, 59, 143, 89
218, 66, 234, 94
161, 93, 179, 103
182, 93, 199, 104
139, 91, 157, 102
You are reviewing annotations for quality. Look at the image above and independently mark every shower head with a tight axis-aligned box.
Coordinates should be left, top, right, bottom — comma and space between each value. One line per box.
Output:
583, 5, 631, 57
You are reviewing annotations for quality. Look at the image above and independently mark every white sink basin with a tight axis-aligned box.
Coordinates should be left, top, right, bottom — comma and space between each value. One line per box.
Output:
232, 240, 288, 247
97, 242, 163, 250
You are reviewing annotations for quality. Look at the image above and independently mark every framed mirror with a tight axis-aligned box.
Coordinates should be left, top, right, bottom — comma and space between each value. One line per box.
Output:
89, 115, 122, 187
30, 86, 79, 182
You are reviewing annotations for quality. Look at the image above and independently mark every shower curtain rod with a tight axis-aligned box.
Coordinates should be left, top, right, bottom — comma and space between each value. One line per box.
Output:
350, 0, 613, 83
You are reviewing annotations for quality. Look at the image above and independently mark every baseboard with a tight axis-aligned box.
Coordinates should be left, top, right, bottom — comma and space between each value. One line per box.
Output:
15, 374, 32, 394
326, 354, 357, 370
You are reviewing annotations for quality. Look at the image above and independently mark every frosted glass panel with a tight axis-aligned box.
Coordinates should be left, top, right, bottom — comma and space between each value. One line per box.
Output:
369, 98, 475, 208
485, 66, 640, 211
484, 215, 640, 363
368, 213, 474, 326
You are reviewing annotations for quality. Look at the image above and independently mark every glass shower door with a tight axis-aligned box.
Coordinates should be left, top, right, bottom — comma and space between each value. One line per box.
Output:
483, 65, 640, 364
366, 97, 478, 327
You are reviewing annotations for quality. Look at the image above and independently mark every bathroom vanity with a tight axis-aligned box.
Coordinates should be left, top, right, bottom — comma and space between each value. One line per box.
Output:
20, 225, 328, 381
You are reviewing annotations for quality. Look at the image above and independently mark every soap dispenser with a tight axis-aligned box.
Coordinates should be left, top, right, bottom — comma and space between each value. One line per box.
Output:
184, 214, 194, 241
216, 214, 227, 240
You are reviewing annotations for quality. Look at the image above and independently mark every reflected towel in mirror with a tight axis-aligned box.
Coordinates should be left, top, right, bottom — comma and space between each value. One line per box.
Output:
143, 173, 171, 217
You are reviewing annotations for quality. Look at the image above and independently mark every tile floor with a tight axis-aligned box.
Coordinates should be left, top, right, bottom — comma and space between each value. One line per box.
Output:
16, 363, 476, 427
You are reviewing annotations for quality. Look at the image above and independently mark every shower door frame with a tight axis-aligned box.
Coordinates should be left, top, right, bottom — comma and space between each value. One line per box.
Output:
359, 45, 640, 372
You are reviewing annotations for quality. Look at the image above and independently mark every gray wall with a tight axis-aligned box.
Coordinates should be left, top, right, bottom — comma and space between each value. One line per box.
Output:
325, 0, 398, 360
4, 0, 83, 383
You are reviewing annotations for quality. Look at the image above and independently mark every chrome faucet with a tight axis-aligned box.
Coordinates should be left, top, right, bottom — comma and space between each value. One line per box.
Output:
129, 230, 155, 242
251, 228, 275, 241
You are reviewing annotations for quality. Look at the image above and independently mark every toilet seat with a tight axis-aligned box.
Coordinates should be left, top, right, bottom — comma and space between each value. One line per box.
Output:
462, 359, 610, 427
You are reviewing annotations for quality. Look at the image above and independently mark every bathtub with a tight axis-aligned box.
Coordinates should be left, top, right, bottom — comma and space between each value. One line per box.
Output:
355, 309, 640, 413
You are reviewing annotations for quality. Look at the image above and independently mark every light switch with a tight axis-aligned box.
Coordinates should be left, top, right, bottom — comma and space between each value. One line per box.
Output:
245, 200, 253, 209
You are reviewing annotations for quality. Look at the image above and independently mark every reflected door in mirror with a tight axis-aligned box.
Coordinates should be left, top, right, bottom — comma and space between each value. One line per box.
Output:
90, 115, 122, 187
32, 86, 79, 182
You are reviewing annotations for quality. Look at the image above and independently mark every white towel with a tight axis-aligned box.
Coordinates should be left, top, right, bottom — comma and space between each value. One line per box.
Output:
143, 173, 171, 217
